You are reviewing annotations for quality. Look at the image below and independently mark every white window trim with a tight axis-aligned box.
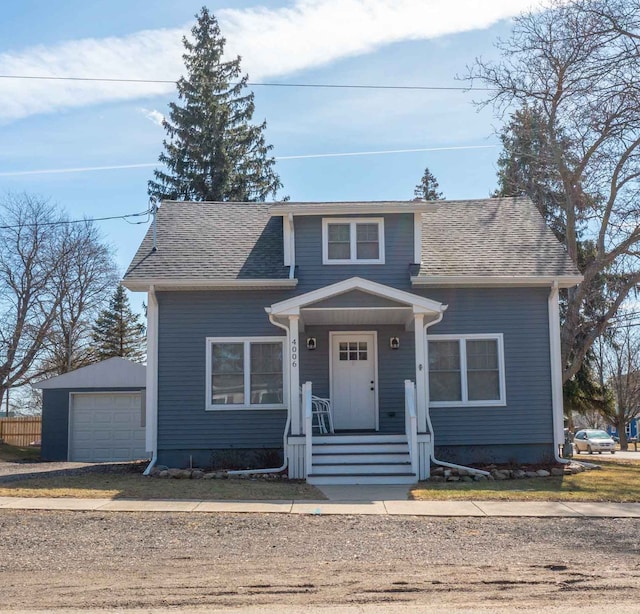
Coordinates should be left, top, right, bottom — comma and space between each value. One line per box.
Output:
205, 336, 287, 411
427, 333, 506, 407
322, 217, 385, 265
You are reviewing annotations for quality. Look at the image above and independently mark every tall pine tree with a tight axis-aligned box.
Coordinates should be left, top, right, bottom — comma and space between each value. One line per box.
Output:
148, 7, 282, 202
414, 167, 443, 200
92, 287, 146, 363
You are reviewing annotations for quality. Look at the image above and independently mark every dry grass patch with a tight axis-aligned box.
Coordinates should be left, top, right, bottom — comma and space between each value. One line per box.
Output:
0, 443, 40, 462
411, 459, 640, 502
0, 471, 324, 500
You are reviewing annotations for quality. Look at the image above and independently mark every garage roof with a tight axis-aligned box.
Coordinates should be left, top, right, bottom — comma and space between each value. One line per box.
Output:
32, 357, 146, 390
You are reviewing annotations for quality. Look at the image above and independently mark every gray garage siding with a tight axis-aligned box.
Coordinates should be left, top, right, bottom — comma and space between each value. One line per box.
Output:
156, 290, 293, 467
41, 387, 144, 461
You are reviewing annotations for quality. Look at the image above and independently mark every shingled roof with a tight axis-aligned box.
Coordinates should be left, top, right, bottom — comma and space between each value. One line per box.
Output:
415, 196, 580, 279
124, 201, 289, 286
122, 197, 580, 289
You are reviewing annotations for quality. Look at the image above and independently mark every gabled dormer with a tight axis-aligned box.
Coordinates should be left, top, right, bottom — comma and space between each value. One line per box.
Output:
268, 201, 439, 279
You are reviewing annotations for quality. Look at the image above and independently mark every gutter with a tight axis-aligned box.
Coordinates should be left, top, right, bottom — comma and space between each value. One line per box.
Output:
227, 313, 291, 476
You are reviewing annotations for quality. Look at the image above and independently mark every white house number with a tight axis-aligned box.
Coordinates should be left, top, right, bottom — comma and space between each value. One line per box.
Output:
291, 338, 297, 368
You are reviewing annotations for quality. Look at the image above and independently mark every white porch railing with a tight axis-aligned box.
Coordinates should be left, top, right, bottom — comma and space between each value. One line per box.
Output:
302, 381, 313, 478
404, 379, 418, 477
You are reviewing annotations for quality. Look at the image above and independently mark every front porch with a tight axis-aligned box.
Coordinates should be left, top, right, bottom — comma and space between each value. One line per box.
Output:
266, 277, 446, 484
287, 381, 432, 484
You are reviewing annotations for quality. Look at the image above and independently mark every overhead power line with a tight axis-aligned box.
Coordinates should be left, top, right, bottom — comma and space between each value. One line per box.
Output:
0, 209, 152, 230
0, 73, 491, 92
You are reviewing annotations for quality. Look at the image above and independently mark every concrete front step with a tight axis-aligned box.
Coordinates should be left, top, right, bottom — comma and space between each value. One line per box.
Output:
308, 473, 418, 485
312, 462, 412, 475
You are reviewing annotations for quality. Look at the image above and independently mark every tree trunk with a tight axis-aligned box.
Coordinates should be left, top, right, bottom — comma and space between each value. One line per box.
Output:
617, 416, 628, 451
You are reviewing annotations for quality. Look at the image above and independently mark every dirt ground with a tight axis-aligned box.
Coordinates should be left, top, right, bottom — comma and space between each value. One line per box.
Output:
1, 510, 639, 611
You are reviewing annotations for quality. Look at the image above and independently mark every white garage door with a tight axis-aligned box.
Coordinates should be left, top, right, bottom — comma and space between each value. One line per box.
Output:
69, 392, 146, 462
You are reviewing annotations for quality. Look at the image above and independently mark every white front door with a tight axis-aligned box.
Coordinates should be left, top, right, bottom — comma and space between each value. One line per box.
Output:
330, 333, 377, 430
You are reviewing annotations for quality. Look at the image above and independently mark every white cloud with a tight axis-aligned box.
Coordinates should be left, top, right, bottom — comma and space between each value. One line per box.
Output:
140, 108, 165, 126
0, 0, 544, 122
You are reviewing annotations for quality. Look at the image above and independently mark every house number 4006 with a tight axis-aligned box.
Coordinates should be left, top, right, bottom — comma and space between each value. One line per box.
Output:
291, 338, 297, 367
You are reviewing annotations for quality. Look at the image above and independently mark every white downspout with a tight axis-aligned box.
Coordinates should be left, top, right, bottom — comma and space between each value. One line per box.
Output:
228, 312, 291, 475
424, 313, 490, 477
143, 285, 159, 476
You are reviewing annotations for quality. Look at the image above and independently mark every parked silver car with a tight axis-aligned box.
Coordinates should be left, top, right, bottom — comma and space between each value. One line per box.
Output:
573, 429, 616, 454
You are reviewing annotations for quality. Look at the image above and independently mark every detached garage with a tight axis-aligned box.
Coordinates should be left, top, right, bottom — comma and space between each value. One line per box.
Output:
33, 358, 147, 462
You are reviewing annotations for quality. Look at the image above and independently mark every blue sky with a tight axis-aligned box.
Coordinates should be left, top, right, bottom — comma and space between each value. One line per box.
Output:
0, 0, 536, 311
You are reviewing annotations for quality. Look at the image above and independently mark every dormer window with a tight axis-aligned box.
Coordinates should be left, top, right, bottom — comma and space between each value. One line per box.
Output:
322, 218, 385, 264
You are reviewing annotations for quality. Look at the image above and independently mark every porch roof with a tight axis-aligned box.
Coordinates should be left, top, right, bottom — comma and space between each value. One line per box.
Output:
267, 277, 447, 330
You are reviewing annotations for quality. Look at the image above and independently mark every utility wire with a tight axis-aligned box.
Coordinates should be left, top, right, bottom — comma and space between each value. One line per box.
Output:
0, 73, 491, 92
0, 209, 152, 230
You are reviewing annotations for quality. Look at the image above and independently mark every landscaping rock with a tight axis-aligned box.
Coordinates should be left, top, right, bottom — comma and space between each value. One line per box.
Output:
158, 470, 169, 478
191, 470, 205, 479
429, 475, 444, 482
167, 468, 182, 478
473, 474, 488, 481
551, 467, 565, 476
446, 476, 460, 482
512, 470, 526, 479
461, 476, 473, 483
536, 469, 550, 477
525, 471, 538, 478
431, 467, 444, 476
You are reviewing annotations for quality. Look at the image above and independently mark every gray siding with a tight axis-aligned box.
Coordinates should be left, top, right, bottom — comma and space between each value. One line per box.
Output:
299, 287, 554, 452
300, 325, 415, 433
156, 290, 294, 466
294, 214, 415, 292
155, 214, 556, 467
419, 287, 553, 449
41, 387, 143, 461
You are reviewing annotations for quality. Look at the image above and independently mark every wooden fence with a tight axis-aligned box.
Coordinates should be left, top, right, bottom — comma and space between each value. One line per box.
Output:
0, 417, 42, 447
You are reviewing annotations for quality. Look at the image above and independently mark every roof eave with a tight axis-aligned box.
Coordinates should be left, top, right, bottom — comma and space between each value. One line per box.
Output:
268, 203, 441, 216
410, 275, 583, 288
121, 278, 298, 292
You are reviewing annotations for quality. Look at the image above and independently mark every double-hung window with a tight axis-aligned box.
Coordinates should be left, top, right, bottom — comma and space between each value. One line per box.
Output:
427, 334, 505, 406
206, 337, 285, 409
322, 218, 385, 264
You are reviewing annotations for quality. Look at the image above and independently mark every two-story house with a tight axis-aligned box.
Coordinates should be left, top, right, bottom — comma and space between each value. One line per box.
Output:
122, 197, 582, 484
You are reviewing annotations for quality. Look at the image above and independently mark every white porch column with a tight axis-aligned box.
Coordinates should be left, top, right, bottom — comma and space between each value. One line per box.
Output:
414, 313, 428, 433
289, 315, 301, 435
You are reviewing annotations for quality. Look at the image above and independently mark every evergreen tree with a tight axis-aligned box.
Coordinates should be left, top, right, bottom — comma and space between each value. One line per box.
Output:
148, 7, 282, 202
493, 104, 574, 242
92, 287, 146, 362
414, 167, 443, 200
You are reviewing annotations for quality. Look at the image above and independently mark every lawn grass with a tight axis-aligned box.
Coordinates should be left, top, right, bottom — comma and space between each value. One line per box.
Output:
411, 458, 640, 502
0, 471, 325, 500
0, 443, 41, 462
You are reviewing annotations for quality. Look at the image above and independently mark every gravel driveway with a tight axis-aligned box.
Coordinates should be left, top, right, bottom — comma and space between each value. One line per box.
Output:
0, 460, 139, 482
1, 510, 638, 610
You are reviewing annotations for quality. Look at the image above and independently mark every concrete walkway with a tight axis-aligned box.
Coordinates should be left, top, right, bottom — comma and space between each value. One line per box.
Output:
1, 495, 640, 517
